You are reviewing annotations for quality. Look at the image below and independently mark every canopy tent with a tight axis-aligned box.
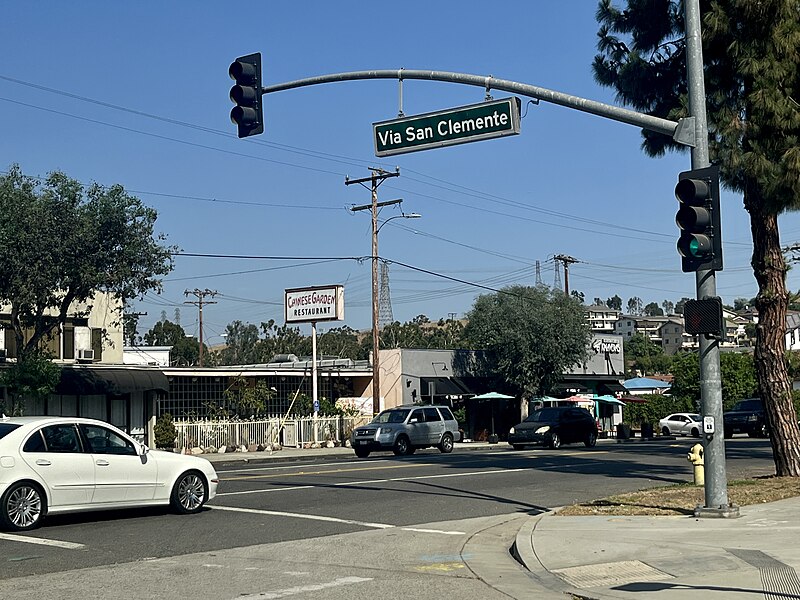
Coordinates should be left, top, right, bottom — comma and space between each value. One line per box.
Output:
471, 392, 515, 439
592, 394, 626, 406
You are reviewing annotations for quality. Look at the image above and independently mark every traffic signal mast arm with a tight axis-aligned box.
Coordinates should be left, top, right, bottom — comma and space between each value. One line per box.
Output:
253, 69, 695, 147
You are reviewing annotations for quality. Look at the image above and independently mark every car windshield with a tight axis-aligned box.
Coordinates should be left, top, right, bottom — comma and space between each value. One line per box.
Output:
525, 408, 563, 423
372, 409, 410, 424
732, 400, 762, 411
0, 423, 21, 439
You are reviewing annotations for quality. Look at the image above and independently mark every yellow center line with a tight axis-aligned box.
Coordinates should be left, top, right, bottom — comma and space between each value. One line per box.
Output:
220, 462, 436, 482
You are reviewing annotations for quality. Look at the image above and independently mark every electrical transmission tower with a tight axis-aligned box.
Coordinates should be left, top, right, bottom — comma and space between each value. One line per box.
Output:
535, 260, 544, 287
378, 260, 393, 327
553, 259, 562, 291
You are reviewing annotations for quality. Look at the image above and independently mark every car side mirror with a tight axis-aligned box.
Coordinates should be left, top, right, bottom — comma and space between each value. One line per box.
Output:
409, 417, 420, 424
138, 444, 150, 456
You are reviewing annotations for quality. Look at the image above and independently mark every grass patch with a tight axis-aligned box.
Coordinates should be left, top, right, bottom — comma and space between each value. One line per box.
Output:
556, 476, 800, 516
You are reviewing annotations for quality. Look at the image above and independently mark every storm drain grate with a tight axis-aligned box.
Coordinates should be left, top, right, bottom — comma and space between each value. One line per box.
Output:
727, 549, 800, 600
551, 560, 672, 589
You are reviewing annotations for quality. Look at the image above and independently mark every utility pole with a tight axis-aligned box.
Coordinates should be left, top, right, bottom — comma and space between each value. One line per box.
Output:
553, 254, 579, 296
184, 289, 217, 367
346, 167, 400, 415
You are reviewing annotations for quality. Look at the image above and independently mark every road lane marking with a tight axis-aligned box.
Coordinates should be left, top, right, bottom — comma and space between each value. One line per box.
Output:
215, 467, 528, 496
210, 505, 464, 535
235, 576, 372, 599
219, 462, 430, 482
0, 533, 85, 549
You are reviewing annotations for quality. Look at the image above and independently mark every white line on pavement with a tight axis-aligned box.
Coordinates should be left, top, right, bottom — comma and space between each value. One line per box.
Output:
210, 505, 465, 535
0, 533, 85, 549
215, 467, 528, 497
234, 576, 373, 599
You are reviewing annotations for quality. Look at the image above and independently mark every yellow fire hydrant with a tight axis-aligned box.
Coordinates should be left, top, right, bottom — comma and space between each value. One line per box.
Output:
687, 443, 705, 486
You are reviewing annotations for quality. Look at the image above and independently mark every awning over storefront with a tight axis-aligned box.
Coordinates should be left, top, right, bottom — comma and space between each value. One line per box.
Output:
593, 394, 626, 406
57, 366, 169, 395
596, 381, 628, 395
423, 377, 475, 397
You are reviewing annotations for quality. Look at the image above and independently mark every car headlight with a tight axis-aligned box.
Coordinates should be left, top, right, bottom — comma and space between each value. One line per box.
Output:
535, 425, 550, 434
378, 426, 394, 434
509, 426, 516, 434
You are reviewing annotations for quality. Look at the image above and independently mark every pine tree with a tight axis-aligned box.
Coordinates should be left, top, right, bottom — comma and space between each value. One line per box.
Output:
593, 0, 800, 475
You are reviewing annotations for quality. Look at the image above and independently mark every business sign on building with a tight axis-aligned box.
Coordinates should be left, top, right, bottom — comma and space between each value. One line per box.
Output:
373, 97, 521, 157
284, 285, 344, 324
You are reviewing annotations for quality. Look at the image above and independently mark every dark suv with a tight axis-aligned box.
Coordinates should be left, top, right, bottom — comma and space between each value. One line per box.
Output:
723, 398, 768, 438
507, 406, 598, 449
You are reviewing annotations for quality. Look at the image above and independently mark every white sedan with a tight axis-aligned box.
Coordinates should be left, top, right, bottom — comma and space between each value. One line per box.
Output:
0, 416, 218, 531
658, 413, 702, 437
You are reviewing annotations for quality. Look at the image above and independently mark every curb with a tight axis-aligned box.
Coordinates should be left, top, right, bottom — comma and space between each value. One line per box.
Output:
511, 512, 576, 597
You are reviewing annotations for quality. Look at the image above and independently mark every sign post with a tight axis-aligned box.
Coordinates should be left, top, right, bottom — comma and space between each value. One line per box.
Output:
284, 285, 344, 443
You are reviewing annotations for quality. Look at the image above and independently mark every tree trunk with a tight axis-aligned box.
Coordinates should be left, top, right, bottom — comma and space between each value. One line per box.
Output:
747, 193, 800, 476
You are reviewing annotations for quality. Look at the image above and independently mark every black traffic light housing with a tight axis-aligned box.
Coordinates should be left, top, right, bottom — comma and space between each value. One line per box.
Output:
684, 297, 724, 337
675, 165, 722, 272
229, 52, 263, 138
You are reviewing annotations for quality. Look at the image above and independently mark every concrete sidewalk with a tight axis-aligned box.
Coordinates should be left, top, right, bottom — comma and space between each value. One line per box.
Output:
515, 497, 800, 599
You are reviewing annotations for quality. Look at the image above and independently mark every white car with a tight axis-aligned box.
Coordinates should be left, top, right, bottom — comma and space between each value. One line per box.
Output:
0, 416, 218, 531
658, 413, 702, 437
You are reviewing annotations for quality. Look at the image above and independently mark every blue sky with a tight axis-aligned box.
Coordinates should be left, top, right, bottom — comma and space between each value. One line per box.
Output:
3, 2, 797, 346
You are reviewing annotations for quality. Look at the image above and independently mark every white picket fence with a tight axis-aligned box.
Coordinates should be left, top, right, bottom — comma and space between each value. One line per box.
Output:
172, 414, 370, 451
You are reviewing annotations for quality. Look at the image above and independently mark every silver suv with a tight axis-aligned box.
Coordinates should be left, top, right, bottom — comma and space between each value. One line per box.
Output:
351, 405, 461, 458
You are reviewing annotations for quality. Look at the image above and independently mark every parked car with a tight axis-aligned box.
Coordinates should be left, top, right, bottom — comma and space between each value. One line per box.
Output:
507, 406, 597, 450
0, 416, 219, 531
724, 398, 768, 438
658, 413, 702, 437
350, 405, 461, 458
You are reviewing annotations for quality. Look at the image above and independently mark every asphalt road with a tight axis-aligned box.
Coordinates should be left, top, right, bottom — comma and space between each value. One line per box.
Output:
0, 437, 776, 583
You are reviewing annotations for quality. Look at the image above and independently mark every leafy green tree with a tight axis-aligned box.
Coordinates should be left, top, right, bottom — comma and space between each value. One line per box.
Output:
675, 297, 691, 315
317, 325, 361, 359
594, 0, 800, 475
662, 300, 675, 315
223, 376, 274, 417
0, 165, 173, 404
123, 311, 142, 346
624, 333, 671, 377
259, 319, 311, 360
144, 320, 202, 366
593, 297, 605, 307
463, 285, 592, 398
0, 350, 61, 416
734, 297, 755, 311
643, 302, 663, 317
607, 295, 623, 310
670, 351, 758, 411
626, 296, 643, 315
216, 320, 261, 365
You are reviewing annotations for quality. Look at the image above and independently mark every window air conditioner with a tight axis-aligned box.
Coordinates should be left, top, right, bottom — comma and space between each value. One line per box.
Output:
77, 349, 95, 361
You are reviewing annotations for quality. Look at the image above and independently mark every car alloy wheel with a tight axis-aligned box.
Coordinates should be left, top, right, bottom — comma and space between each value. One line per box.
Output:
2, 482, 44, 531
438, 433, 454, 453
584, 431, 597, 448
171, 471, 207, 514
549, 432, 561, 449
393, 435, 412, 456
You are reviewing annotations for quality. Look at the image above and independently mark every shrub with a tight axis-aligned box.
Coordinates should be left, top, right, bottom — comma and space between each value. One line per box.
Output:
154, 413, 177, 449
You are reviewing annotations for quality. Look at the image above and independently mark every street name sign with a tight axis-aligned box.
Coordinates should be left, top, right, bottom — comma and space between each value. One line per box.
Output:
373, 97, 521, 157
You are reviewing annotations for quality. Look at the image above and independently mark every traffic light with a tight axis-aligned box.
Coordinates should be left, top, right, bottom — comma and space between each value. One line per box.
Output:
675, 165, 722, 272
229, 52, 263, 138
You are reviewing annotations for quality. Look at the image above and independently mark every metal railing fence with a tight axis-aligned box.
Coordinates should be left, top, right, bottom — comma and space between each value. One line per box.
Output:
172, 414, 370, 451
